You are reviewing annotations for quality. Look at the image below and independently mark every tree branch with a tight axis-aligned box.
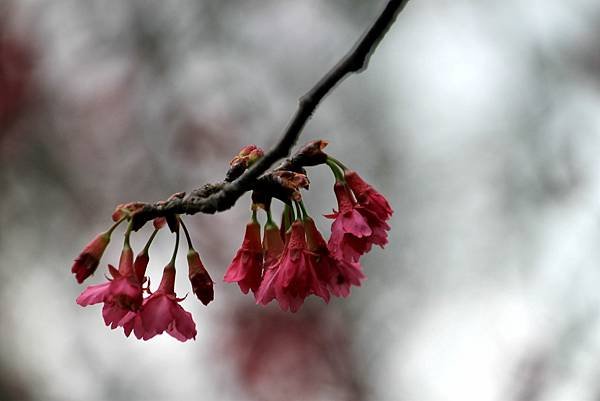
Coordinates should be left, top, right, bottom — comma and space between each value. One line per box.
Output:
131, 0, 410, 230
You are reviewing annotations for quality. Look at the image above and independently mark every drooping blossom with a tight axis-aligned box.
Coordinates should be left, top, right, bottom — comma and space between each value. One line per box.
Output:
256, 221, 329, 312
76, 245, 143, 329
73, 139, 395, 334
326, 180, 391, 262
303, 217, 364, 297
356, 207, 390, 253
224, 220, 264, 294
123, 265, 197, 342
188, 249, 214, 305
344, 170, 393, 221
71, 232, 111, 283
326, 183, 373, 262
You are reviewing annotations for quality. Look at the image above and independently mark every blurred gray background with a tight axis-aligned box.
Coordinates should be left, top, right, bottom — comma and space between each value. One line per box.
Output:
2, 0, 600, 400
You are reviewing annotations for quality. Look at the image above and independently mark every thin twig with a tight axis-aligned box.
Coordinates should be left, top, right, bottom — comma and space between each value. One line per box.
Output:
131, 0, 410, 230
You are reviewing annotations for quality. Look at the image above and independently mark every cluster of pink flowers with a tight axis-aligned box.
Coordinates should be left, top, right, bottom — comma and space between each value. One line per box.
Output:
73, 215, 212, 342
71, 140, 392, 340
224, 158, 392, 312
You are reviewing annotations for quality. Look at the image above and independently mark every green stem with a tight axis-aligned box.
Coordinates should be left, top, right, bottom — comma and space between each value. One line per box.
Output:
327, 156, 348, 171
123, 219, 133, 248
299, 201, 310, 220
282, 203, 294, 231
251, 209, 258, 224
326, 159, 345, 183
106, 217, 126, 236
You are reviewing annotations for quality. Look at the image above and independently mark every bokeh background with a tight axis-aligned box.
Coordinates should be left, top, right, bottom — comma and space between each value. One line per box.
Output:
2, 0, 600, 400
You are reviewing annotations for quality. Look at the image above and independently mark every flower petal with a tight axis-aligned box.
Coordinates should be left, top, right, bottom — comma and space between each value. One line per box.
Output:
76, 282, 111, 306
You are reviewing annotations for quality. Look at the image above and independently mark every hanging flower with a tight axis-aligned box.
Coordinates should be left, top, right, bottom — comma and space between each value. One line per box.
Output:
71, 232, 111, 283
188, 249, 214, 305
224, 220, 264, 294
303, 216, 365, 297
356, 207, 390, 253
344, 170, 393, 221
326, 183, 373, 262
124, 265, 197, 342
73, 138, 396, 334
327, 179, 392, 262
76, 244, 143, 329
256, 221, 329, 312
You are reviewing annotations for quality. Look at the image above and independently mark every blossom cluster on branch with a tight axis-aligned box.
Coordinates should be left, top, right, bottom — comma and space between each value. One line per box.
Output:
71, 140, 392, 341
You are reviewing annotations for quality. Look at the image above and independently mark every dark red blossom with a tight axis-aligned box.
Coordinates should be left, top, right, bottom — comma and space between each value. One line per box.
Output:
224, 221, 264, 294
256, 221, 329, 312
71, 232, 111, 283
188, 250, 214, 305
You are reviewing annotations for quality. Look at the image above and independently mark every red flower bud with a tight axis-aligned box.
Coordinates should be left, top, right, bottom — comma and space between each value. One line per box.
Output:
71, 232, 110, 283
247, 148, 264, 166
238, 144, 258, 157
187, 250, 214, 305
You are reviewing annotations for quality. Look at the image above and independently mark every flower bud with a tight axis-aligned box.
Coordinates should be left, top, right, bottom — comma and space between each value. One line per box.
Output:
187, 250, 214, 305
71, 232, 111, 283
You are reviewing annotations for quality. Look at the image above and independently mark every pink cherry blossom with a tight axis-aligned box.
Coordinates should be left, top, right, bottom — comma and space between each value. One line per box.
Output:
224, 221, 264, 294
327, 182, 390, 262
126, 265, 197, 342
76, 246, 144, 329
256, 221, 329, 312
304, 217, 365, 297
344, 170, 393, 221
